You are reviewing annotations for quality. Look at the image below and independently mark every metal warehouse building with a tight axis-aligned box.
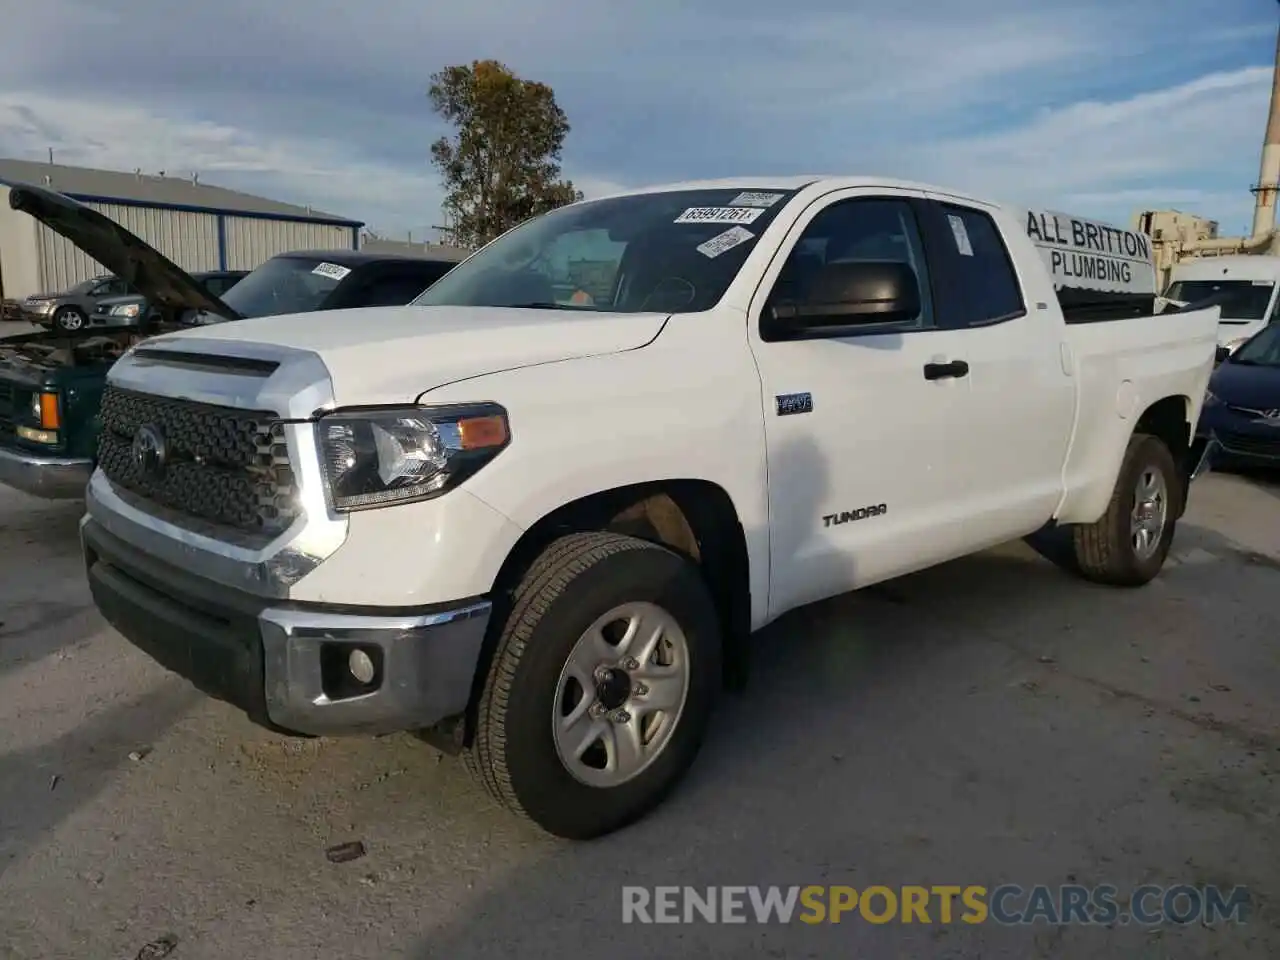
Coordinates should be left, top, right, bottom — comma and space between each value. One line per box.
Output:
0, 158, 364, 299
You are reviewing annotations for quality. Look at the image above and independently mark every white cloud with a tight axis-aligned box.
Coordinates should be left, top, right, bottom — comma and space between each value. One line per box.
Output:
904, 66, 1275, 232
0, 0, 1274, 239
0, 92, 626, 237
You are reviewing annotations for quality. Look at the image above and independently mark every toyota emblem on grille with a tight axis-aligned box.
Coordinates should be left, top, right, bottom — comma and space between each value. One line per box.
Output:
132, 423, 168, 478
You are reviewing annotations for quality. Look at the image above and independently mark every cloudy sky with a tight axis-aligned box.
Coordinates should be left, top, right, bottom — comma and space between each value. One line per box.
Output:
0, 0, 1277, 239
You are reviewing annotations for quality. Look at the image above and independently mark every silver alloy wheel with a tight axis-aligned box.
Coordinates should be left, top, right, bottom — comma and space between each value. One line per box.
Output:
552, 601, 691, 789
58, 309, 85, 330
1130, 466, 1168, 560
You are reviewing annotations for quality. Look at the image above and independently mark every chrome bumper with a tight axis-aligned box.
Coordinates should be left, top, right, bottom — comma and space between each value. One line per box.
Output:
82, 515, 491, 737
0, 446, 93, 499
259, 603, 491, 736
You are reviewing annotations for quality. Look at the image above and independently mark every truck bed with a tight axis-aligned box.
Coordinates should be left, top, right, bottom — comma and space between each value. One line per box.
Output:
1056, 304, 1221, 523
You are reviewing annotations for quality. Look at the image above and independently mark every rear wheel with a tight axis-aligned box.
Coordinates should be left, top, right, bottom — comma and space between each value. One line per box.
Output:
1071, 434, 1180, 586
466, 531, 722, 839
53, 306, 86, 332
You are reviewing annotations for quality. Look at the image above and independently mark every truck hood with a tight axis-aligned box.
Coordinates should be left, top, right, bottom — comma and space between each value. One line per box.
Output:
7, 181, 240, 321
145, 305, 670, 404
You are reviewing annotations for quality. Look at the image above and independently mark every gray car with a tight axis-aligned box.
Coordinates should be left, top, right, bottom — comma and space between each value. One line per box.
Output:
18, 274, 132, 332
89, 269, 249, 330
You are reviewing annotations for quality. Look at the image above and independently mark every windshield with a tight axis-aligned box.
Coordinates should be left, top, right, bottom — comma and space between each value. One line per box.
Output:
1164, 279, 1275, 322
218, 256, 349, 319
64, 278, 101, 296
1230, 324, 1280, 365
413, 187, 801, 314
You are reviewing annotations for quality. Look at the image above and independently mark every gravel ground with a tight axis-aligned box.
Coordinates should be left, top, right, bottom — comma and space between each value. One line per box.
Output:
1, 469, 1278, 959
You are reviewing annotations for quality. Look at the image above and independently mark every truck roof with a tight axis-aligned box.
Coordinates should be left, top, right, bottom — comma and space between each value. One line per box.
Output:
598, 175, 994, 205
1170, 254, 1280, 282
594, 178, 1155, 297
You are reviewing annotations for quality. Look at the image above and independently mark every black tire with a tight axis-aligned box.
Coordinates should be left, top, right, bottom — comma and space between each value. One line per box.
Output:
465, 531, 722, 840
1071, 433, 1181, 586
53, 307, 86, 332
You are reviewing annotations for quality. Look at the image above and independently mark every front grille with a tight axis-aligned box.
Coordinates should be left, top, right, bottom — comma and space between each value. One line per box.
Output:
1219, 431, 1280, 459
97, 385, 299, 535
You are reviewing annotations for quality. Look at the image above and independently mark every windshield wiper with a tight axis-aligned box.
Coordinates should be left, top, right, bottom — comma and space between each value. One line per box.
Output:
504, 301, 573, 310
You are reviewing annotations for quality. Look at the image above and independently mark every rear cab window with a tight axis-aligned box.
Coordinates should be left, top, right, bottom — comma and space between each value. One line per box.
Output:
919, 202, 1026, 328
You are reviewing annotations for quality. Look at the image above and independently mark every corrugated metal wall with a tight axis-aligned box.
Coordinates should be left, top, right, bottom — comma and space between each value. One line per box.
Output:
35, 204, 220, 292
223, 217, 352, 270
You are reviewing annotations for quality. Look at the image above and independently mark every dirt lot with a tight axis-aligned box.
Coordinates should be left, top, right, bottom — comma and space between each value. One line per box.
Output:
1, 470, 1278, 959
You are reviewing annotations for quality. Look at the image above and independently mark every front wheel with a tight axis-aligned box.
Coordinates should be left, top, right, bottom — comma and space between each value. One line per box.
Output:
1071, 433, 1181, 586
53, 306, 86, 332
466, 531, 722, 839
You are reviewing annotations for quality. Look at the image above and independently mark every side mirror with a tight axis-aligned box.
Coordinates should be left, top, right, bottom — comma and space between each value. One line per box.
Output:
764, 260, 921, 340
1214, 345, 1231, 363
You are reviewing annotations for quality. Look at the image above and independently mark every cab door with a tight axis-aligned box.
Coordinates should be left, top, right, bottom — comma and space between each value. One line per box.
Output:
747, 188, 981, 618
917, 195, 1075, 544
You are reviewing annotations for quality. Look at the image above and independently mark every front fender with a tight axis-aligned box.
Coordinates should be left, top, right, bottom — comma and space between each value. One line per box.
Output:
421, 315, 773, 627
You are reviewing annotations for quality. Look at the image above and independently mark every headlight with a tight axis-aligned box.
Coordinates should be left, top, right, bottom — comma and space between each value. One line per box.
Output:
316, 404, 510, 511
30, 394, 42, 420
110, 303, 141, 317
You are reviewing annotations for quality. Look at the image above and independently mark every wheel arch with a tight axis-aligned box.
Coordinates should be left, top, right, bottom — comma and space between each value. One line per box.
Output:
1134, 394, 1193, 517
421, 479, 754, 753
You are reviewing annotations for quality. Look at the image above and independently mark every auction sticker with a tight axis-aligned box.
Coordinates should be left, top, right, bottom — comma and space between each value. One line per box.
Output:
674, 206, 766, 225
312, 262, 353, 281
696, 226, 756, 258
946, 215, 974, 257
728, 191, 785, 208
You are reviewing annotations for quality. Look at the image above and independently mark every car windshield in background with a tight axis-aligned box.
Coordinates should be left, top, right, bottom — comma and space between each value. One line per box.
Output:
1164, 280, 1275, 322
413, 187, 801, 315
65, 278, 100, 296
1231, 324, 1280, 366
217, 257, 349, 319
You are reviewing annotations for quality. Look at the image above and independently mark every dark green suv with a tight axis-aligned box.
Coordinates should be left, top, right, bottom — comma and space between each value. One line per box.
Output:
0, 182, 465, 499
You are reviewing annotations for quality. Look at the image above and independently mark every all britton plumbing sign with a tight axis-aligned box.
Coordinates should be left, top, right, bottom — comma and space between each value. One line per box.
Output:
1021, 209, 1156, 297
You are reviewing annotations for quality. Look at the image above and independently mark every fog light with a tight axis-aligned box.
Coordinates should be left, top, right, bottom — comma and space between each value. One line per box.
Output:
348, 649, 376, 685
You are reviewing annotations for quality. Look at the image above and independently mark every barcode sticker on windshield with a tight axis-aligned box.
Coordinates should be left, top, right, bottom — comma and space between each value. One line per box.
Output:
1254, 280, 1271, 286
697, 226, 756, 259
674, 206, 765, 225
312, 262, 352, 281
947, 214, 974, 256
728, 191, 785, 208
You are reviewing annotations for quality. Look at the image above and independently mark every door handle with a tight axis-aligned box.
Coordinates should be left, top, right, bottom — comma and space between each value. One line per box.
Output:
923, 360, 969, 381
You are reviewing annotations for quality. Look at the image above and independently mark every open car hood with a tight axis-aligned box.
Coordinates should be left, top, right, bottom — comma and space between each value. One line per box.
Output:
7, 181, 241, 321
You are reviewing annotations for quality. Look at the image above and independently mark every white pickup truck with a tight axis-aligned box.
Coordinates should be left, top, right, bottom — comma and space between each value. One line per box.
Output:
13, 177, 1220, 840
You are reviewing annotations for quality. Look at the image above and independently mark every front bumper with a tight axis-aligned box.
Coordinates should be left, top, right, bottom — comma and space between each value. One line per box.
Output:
88, 311, 141, 330
0, 445, 93, 498
17, 305, 54, 324
82, 516, 492, 737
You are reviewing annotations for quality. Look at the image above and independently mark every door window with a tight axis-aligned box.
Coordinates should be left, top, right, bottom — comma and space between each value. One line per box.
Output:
926, 203, 1026, 327
765, 197, 935, 333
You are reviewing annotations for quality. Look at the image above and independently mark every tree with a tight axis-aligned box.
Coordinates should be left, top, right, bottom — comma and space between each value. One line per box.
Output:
428, 60, 583, 248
